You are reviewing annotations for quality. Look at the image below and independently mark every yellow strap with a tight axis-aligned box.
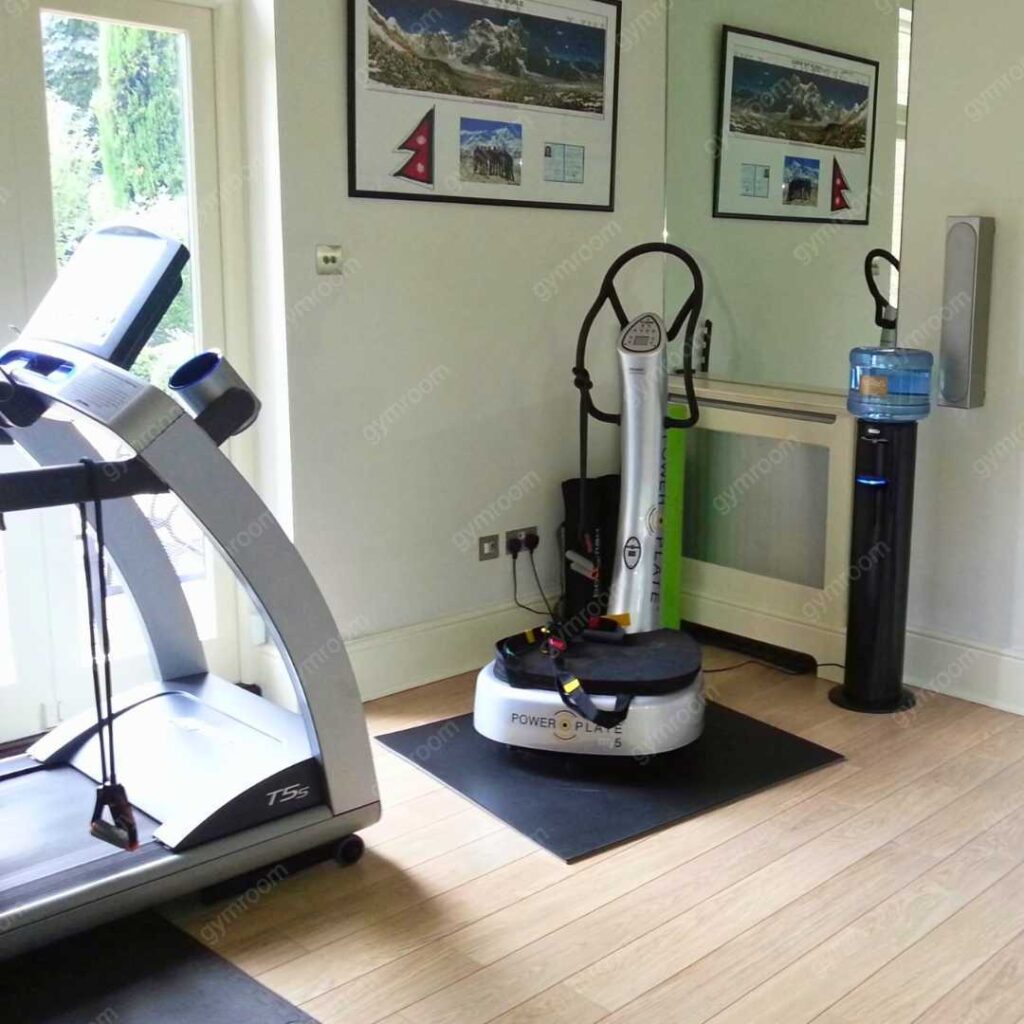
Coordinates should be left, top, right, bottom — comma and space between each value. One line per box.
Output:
563, 678, 581, 694
525, 628, 535, 643
607, 613, 632, 627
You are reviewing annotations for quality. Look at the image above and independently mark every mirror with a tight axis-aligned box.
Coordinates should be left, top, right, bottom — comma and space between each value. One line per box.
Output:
665, 1, 913, 392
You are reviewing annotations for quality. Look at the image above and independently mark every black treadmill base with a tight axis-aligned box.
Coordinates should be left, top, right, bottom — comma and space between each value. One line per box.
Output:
200, 841, 336, 904
829, 684, 917, 715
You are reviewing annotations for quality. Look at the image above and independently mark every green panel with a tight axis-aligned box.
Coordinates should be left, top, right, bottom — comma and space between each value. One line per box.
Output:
661, 403, 688, 630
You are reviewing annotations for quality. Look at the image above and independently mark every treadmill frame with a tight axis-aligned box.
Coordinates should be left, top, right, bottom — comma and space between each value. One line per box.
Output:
0, 339, 380, 957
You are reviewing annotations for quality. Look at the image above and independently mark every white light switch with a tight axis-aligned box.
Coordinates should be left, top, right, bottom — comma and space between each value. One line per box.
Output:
316, 244, 345, 276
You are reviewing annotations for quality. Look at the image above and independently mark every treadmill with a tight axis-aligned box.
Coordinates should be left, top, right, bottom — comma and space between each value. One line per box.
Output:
0, 226, 380, 959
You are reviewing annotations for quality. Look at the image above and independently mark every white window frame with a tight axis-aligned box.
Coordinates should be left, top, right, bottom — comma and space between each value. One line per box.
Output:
0, 0, 255, 737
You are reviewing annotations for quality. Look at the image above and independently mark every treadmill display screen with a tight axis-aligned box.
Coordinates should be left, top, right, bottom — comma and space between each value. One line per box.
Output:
21, 226, 190, 370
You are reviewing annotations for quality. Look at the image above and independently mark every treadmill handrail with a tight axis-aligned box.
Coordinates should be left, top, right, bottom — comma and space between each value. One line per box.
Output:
0, 458, 167, 513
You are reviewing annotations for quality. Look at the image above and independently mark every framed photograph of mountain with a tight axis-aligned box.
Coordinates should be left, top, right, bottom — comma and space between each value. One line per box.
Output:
348, 0, 621, 210
713, 27, 879, 224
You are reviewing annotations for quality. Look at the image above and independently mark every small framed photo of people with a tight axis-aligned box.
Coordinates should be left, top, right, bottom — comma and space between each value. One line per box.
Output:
713, 26, 879, 224
348, 0, 621, 210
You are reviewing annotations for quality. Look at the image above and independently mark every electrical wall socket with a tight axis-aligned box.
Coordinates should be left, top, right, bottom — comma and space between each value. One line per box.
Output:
479, 535, 500, 561
505, 526, 539, 553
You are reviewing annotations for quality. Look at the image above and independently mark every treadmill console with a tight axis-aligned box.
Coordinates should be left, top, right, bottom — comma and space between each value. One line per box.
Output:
19, 226, 189, 371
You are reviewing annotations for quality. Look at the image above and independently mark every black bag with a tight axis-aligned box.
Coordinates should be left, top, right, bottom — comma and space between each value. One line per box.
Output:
561, 474, 620, 629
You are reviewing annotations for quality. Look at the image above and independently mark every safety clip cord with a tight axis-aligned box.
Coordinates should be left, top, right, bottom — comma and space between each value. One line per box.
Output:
572, 242, 705, 551
78, 459, 138, 852
865, 248, 900, 335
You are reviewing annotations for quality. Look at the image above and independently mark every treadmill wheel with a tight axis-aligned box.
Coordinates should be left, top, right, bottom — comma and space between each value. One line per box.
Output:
334, 834, 365, 866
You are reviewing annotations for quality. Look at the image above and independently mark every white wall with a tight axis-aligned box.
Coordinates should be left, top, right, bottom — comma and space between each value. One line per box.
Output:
260, 0, 668, 696
900, 0, 1024, 711
665, 0, 900, 391
255, 0, 1024, 714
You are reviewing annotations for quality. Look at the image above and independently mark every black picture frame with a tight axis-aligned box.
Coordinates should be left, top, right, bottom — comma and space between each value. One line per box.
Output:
712, 26, 880, 226
347, 0, 621, 211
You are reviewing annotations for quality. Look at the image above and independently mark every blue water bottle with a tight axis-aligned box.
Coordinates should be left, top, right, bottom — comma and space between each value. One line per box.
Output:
848, 345, 934, 422
848, 249, 934, 423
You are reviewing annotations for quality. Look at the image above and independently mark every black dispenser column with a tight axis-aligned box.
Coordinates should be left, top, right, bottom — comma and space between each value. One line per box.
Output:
830, 419, 918, 713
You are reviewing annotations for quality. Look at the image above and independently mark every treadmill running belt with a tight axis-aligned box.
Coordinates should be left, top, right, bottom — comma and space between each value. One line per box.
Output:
0, 765, 160, 903
0, 913, 315, 1023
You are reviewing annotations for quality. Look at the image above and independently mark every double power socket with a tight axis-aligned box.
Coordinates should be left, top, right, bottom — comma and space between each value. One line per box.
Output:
479, 526, 538, 562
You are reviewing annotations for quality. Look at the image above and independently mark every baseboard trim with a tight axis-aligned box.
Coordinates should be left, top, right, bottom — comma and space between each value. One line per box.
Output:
256, 593, 1024, 716
905, 628, 1024, 716
346, 601, 545, 701
684, 587, 1024, 716
681, 589, 846, 684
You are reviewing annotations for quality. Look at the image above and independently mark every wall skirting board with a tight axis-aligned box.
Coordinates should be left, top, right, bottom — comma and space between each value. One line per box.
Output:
680, 589, 846, 685
357, 621, 1024, 711
344, 602, 544, 701
682, 586, 1024, 715
252, 595, 1024, 714
904, 629, 1024, 717
253, 599, 545, 705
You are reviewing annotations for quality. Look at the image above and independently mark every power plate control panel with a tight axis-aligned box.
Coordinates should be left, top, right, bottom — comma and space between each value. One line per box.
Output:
620, 314, 665, 354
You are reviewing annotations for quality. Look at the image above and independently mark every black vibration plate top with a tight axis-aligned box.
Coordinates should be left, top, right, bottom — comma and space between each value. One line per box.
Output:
829, 684, 916, 715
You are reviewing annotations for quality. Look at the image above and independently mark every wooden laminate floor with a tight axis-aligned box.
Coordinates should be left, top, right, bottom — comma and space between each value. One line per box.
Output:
166, 652, 1024, 1024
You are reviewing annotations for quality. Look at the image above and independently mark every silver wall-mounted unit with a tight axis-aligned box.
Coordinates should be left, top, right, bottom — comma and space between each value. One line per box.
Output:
938, 215, 995, 410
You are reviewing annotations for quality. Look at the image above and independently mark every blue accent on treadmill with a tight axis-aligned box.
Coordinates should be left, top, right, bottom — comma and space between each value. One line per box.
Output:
856, 476, 888, 486
169, 351, 221, 390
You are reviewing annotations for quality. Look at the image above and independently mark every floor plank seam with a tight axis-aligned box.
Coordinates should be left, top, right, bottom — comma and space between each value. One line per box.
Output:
599, 736, 1024, 1024
302, 778, 883, 1023
803, 867, 1024, 1024
899, 923, 1024, 1024
252, 839, 523, 975
289, 842, 541, 957
372, 714, 1024, 1023
689, 807, 1024, 1024
200, 662, 1022, 1024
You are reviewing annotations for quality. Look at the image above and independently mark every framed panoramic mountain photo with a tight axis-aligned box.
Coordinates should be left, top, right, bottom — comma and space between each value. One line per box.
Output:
713, 27, 879, 224
348, 0, 621, 210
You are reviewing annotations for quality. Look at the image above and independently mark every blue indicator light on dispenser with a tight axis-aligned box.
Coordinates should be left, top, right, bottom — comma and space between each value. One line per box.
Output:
848, 347, 934, 422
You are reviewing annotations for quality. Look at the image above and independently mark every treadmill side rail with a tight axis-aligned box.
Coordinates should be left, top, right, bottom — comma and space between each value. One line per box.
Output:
160, 759, 325, 850
30, 675, 340, 851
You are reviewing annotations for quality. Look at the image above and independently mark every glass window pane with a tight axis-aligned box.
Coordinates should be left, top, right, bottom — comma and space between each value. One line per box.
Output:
40, 11, 217, 640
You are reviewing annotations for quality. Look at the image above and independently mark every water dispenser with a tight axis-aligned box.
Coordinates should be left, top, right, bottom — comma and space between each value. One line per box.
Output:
830, 250, 933, 714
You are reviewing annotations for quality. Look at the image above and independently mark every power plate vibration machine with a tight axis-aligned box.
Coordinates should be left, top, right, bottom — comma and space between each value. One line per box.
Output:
474, 244, 707, 757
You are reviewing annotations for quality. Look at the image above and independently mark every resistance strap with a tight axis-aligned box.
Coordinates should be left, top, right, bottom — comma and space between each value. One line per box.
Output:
78, 459, 138, 852
499, 624, 634, 729
556, 676, 633, 729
